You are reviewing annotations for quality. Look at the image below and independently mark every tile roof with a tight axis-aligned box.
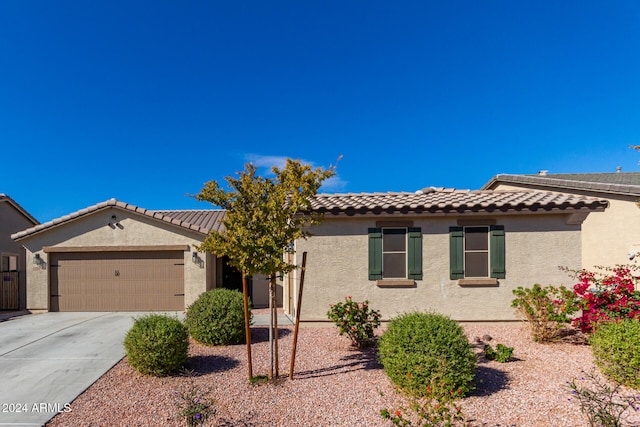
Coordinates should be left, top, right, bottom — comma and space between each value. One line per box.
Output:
11, 188, 609, 241
309, 188, 608, 216
481, 173, 640, 196
540, 172, 640, 186
0, 194, 39, 225
155, 210, 226, 233
11, 199, 225, 241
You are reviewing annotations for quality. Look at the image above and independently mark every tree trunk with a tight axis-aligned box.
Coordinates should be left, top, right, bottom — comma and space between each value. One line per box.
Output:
267, 273, 279, 378
242, 273, 253, 380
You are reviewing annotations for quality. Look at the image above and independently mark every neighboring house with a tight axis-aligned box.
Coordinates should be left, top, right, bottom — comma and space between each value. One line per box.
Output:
11, 199, 274, 312
481, 172, 640, 270
1, 194, 39, 310
284, 188, 608, 322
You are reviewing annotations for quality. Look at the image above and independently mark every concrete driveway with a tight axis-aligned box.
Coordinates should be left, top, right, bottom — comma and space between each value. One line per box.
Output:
0, 312, 178, 427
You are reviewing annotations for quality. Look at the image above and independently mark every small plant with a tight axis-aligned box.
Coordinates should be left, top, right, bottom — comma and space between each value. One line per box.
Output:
249, 374, 269, 385
567, 369, 640, 427
590, 319, 640, 389
511, 284, 578, 342
483, 343, 514, 363
327, 296, 381, 348
175, 375, 216, 427
378, 311, 476, 399
185, 288, 250, 346
381, 388, 466, 427
124, 314, 188, 376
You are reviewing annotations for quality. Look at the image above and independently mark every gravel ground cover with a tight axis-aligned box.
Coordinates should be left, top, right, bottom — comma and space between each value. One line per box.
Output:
47, 316, 640, 427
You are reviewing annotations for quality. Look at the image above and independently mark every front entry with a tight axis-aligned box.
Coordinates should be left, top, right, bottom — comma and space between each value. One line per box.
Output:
220, 257, 276, 308
221, 256, 252, 295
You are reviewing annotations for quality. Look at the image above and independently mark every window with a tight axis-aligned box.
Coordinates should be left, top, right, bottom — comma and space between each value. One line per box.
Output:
465, 227, 489, 277
449, 225, 505, 279
1, 255, 18, 272
383, 228, 407, 279
368, 227, 422, 280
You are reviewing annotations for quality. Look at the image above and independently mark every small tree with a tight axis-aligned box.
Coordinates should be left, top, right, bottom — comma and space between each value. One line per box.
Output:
196, 158, 335, 379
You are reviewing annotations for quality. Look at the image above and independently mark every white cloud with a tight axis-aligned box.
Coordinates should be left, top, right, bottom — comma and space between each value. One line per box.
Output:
243, 153, 347, 193
244, 154, 290, 171
320, 175, 348, 192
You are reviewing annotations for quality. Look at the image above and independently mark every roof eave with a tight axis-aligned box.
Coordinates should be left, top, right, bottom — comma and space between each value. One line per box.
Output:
483, 174, 640, 197
1, 195, 39, 226
12, 199, 211, 242
314, 205, 608, 218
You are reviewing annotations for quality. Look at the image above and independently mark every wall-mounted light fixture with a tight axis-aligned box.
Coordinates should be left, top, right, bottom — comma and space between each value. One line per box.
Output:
108, 215, 123, 229
33, 253, 45, 269
192, 251, 204, 268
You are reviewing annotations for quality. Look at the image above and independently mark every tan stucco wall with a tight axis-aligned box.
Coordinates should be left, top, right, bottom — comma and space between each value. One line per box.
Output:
18, 207, 210, 311
1, 202, 38, 309
250, 274, 283, 308
292, 214, 583, 322
491, 184, 640, 270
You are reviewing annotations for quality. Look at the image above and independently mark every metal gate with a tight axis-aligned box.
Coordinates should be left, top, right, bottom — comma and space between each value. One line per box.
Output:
0, 271, 19, 310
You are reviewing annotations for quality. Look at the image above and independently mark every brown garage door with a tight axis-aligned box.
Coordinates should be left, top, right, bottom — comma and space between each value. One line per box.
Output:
50, 251, 185, 311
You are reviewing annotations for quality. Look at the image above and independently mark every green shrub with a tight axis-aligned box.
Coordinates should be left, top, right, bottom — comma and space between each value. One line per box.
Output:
511, 284, 578, 343
590, 319, 640, 389
484, 343, 514, 363
124, 314, 189, 376
327, 296, 381, 348
378, 312, 476, 398
185, 288, 250, 346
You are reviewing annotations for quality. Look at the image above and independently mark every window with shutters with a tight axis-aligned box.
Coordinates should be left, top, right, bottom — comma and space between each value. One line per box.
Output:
449, 225, 505, 281
368, 226, 422, 282
382, 228, 407, 279
464, 227, 489, 277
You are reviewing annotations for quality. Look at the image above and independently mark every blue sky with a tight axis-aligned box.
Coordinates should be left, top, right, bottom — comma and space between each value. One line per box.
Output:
2, 1, 640, 223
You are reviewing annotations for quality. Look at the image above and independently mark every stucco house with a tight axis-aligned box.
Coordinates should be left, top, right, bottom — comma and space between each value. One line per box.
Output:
13, 188, 609, 321
284, 188, 609, 322
11, 199, 274, 312
1, 194, 39, 310
481, 172, 640, 270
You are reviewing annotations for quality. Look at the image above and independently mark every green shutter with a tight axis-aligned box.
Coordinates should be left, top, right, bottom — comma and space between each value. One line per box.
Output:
407, 227, 422, 280
368, 228, 382, 280
449, 226, 464, 279
490, 225, 505, 279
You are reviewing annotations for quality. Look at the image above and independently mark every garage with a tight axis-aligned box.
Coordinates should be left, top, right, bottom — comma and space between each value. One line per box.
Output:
49, 251, 185, 311
13, 199, 226, 312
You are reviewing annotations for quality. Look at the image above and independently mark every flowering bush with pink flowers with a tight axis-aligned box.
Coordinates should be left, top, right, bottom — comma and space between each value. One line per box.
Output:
513, 265, 640, 341
327, 296, 381, 348
570, 266, 640, 334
